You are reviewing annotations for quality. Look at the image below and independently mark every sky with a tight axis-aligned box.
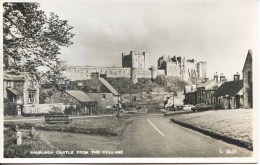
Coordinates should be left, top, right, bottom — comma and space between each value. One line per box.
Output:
39, 0, 257, 80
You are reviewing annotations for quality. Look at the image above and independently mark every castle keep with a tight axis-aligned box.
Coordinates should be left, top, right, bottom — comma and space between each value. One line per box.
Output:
157, 55, 207, 80
60, 51, 207, 83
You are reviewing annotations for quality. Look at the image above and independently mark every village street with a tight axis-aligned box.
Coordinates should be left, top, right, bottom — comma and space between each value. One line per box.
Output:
8, 110, 252, 158
117, 112, 252, 157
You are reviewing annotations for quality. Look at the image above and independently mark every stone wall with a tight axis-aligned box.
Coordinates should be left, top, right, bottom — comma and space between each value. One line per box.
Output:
87, 93, 118, 110
23, 103, 64, 114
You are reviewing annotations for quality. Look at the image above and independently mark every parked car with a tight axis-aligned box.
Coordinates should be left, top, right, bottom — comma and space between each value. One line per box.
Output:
182, 104, 194, 111
191, 103, 213, 112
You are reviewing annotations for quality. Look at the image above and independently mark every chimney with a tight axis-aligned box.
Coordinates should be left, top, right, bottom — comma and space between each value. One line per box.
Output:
234, 72, 240, 81
213, 72, 218, 82
219, 73, 226, 83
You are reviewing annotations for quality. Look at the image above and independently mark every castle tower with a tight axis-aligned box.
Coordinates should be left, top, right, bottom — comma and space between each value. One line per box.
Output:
144, 52, 149, 69
197, 61, 207, 78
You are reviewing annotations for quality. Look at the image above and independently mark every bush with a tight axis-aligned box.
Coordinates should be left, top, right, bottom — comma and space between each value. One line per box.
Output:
64, 106, 74, 115
4, 102, 17, 116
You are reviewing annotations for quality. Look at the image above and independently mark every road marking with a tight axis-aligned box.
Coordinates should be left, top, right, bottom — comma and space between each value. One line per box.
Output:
147, 119, 165, 137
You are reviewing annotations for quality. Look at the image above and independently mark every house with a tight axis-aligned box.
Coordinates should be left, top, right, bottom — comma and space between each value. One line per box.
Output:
196, 73, 224, 105
212, 73, 243, 109
243, 50, 253, 108
183, 85, 196, 105
48, 90, 97, 115
82, 73, 120, 110
3, 72, 40, 115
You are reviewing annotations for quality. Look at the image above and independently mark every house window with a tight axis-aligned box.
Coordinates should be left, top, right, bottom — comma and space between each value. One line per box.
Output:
28, 91, 36, 104
7, 81, 11, 87
101, 94, 106, 100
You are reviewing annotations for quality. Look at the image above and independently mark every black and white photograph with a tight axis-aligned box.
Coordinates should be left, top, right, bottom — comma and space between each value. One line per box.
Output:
1, 0, 258, 163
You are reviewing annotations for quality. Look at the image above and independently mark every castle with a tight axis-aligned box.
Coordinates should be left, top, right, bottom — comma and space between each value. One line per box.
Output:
60, 51, 207, 83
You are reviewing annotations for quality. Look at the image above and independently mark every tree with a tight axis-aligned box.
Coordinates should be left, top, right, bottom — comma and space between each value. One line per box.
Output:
3, 2, 75, 83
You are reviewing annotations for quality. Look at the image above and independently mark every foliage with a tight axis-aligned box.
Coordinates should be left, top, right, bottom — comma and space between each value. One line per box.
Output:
63, 105, 74, 115
4, 102, 17, 116
4, 129, 63, 158
3, 2, 75, 83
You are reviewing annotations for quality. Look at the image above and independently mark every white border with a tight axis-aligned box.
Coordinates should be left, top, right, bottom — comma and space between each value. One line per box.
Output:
0, 0, 259, 163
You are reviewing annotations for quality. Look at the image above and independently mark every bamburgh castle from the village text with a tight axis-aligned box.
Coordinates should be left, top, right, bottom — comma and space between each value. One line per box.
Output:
59, 51, 207, 83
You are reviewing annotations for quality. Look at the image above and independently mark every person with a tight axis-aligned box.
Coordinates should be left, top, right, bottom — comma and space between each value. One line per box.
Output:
15, 126, 22, 145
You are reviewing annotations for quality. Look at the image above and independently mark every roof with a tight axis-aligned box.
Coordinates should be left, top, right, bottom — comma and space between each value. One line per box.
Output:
213, 80, 243, 97
7, 88, 22, 95
3, 73, 24, 81
242, 50, 252, 72
185, 85, 196, 93
197, 79, 215, 88
206, 82, 222, 90
99, 78, 119, 95
65, 90, 96, 103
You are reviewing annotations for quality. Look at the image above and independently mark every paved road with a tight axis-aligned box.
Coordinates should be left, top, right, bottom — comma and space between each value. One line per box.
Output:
117, 113, 252, 157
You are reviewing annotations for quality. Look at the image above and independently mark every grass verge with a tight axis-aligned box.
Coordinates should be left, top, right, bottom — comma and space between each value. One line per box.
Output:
170, 109, 253, 150
4, 115, 132, 137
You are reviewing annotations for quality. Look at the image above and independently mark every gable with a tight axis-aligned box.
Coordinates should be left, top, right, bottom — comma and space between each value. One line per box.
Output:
242, 50, 252, 72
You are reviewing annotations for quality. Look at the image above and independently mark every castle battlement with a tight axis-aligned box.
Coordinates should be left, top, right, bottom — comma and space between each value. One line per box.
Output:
59, 51, 207, 83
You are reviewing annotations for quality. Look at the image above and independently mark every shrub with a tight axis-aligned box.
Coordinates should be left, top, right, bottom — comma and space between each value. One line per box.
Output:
64, 106, 74, 115
4, 102, 17, 116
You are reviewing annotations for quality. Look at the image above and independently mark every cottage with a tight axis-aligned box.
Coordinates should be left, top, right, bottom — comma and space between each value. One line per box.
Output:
3, 72, 40, 115
196, 74, 224, 105
49, 90, 97, 115
184, 85, 196, 105
243, 50, 253, 108
82, 73, 120, 110
212, 73, 243, 109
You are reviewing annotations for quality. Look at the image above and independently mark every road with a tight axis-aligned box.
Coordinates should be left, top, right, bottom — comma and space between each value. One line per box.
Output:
5, 109, 253, 157
117, 113, 252, 157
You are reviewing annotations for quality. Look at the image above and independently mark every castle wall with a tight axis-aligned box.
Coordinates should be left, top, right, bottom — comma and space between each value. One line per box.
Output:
65, 66, 131, 81
157, 70, 166, 75
166, 62, 181, 77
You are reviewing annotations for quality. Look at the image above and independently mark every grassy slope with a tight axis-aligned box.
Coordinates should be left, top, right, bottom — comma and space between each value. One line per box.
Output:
171, 109, 253, 149
4, 115, 132, 136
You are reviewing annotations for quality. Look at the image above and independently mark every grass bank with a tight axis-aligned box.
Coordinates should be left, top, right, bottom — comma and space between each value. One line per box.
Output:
4, 115, 132, 137
170, 109, 253, 150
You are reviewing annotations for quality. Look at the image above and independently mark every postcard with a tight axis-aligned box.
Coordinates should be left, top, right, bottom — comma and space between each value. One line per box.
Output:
1, 0, 258, 163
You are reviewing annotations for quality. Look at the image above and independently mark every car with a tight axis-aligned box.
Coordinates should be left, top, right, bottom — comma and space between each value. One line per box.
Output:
191, 103, 213, 112
182, 104, 194, 110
